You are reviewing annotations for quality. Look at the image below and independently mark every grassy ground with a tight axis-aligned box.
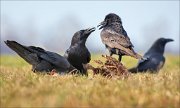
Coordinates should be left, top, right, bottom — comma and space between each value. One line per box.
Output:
0, 54, 179, 107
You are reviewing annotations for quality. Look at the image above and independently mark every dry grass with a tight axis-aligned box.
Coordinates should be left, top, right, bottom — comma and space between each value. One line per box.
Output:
0, 54, 179, 107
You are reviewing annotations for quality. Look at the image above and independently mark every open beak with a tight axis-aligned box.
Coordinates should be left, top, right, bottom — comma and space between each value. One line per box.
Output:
82, 27, 95, 39
97, 21, 106, 30
85, 27, 96, 34
165, 38, 174, 43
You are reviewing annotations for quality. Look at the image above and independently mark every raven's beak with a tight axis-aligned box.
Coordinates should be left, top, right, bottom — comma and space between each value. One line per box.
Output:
86, 27, 96, 34
97, 21, 106, 30
83, 27, 95, 39
165, 38, 174, 43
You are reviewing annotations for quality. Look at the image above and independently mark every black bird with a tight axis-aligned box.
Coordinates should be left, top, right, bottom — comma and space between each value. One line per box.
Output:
64, 27, 95, 76
5, 40, 73, 74
97, 13, 142, 61
129, 38, 174, 73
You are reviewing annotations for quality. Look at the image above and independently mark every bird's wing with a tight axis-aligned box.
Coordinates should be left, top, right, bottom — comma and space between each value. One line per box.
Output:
101, 29, 133, 48
101, 30, 142, 59
5, 40, 70, 71
28, 46, 45, 52
82, 51, 91, 64
137, 59, 158, 72
66, 45, 91, 64
28, 46, 71, 70
40, 51, 70, 70
137, 54, 150, 64
87, 53, 91, 63
137, 54, 165, 72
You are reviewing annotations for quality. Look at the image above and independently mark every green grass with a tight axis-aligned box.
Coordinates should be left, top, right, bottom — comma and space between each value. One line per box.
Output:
0, 54, 179, 107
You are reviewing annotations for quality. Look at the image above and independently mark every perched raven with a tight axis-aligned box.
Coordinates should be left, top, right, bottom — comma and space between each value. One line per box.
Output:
64, 27, 95, 76
129, 38, 174, 73
5, 40, 73, 74
97, 13, 142, 61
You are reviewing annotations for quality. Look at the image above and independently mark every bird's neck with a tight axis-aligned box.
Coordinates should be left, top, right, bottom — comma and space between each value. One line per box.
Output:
79, 39, 87, 46
148, 44, 165, 55
70, 41, 86, 47
70, 38, 87, 46
106, 23, 128, 36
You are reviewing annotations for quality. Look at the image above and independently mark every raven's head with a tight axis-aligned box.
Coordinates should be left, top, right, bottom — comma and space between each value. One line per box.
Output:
155, 38, 174, 46
97, 13, 122, 29
149, 38, 174, 54
71, 27, 96, 45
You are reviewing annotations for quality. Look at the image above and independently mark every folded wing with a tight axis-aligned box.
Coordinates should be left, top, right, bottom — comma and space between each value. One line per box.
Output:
101, 30, 142, 59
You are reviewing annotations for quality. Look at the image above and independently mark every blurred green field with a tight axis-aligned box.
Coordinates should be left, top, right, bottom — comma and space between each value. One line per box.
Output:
0, 54, 179, 107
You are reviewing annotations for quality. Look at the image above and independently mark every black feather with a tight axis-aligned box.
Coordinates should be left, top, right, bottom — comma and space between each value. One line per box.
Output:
64, 27, 95, 76
128, 38, 174, 73
5, 40, 72, 73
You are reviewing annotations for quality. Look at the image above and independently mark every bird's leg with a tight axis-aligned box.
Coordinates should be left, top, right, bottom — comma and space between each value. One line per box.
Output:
32, 68, 36, 72
118, 55, 122, 62
79, 69, 88, 76
32, 66, 36, 72
82, 69, 88, 76
109, 51, 113, 56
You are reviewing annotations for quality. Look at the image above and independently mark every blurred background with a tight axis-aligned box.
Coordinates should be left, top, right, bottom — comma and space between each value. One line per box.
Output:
1, 1, 179, 55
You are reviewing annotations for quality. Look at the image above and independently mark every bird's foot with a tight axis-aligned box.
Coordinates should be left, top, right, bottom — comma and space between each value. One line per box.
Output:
31, 66, 36, 72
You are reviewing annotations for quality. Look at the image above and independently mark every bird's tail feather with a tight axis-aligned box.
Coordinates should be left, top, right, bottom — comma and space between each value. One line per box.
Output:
128, 67, 138, 73
109, 43, 143, 60
122, 48, 143, 60
132, 52, 143, 60
4, 40, 34, 64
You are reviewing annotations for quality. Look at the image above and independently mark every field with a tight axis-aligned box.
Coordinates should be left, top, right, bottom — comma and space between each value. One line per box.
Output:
0, 54, 179, 107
